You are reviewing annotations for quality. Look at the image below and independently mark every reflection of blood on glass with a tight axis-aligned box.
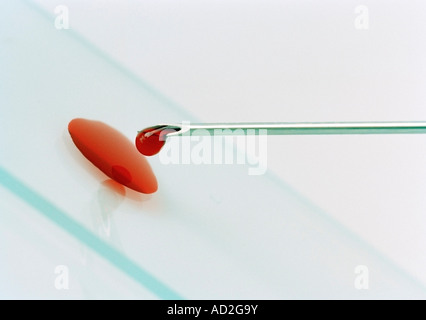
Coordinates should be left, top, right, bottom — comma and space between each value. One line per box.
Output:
68, 118, 158, 194
135, 125, 180, 156
95, 179, 125, 238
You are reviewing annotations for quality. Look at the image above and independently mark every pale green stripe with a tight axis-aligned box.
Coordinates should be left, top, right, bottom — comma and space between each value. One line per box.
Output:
0, 166, 183, 299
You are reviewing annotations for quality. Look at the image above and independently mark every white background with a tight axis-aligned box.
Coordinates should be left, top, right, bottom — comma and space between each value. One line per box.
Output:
2, 0, 426, 298
37, 0, 426, 283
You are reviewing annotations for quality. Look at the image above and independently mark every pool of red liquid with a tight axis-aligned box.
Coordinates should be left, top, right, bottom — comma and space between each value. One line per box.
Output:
68, 118, 158, 194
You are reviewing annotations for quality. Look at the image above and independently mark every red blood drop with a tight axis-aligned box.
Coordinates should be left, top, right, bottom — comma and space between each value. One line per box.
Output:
68, 118, 158, 194
135, 125, 180, 156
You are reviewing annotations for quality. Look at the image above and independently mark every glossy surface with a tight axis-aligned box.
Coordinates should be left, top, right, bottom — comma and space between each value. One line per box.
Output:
2, 0, 426, 299
68, 118, 158, 194
135, 125, 180, 156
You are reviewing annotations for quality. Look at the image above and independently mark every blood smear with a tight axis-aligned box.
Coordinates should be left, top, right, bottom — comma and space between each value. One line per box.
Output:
135, 125, 180, 156
68, 118, 158, 194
